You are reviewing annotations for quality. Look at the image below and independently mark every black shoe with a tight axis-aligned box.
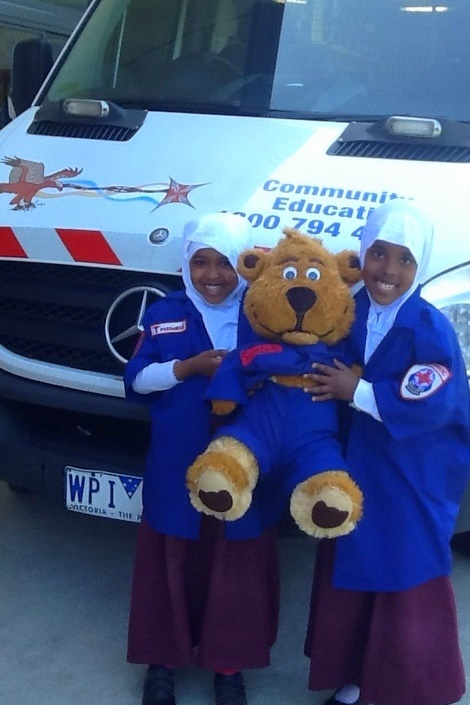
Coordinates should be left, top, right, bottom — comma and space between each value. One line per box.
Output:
142, 665, 175, 705
214, 672, 247, 705
323, 689, 363, 705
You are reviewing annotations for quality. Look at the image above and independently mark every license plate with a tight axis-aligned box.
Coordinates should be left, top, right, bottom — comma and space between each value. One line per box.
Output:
65, 466, 143, 523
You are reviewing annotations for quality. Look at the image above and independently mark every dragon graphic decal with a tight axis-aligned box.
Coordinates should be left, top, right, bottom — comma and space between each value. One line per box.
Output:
0, 157, 207, 211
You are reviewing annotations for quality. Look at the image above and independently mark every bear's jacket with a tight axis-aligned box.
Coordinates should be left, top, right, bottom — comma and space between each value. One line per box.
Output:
205, 335, 355, 529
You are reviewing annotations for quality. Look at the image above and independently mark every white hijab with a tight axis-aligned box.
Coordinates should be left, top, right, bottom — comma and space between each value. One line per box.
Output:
181, 213, 254, 350
359, 199, 434, 362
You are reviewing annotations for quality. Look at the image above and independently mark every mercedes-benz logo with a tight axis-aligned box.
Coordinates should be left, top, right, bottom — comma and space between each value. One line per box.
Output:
105, 286, 167, 364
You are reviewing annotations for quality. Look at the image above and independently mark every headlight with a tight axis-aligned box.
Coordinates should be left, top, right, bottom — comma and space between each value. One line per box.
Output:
421, 263, 470, 377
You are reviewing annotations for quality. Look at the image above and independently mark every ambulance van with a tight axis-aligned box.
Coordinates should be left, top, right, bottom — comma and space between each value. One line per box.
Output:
0, 0, 468, 529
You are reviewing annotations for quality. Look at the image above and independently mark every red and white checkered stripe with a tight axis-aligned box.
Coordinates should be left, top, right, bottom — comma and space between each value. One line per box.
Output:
0, 226, 122, 266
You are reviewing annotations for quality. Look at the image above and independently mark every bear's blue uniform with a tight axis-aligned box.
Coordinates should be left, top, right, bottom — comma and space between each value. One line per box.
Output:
333, 286, 470, 591
205, 338, 354, 527
124, 290, 256, 539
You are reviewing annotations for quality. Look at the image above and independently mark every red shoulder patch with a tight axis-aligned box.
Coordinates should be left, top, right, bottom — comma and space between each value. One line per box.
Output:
240, 343, 283, 367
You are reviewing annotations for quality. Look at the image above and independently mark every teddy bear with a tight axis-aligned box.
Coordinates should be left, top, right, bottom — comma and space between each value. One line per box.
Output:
186, 227, 364, 538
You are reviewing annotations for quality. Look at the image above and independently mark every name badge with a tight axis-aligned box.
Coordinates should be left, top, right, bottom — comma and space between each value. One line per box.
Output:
150, 320, 187, 336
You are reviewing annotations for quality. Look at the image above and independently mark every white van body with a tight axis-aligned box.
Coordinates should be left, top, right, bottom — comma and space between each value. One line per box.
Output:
0, 0, 468, 527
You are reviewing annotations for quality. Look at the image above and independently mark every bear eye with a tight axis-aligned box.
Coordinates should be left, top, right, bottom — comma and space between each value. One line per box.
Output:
306, 267, 321, 281
283, 266, 298, 280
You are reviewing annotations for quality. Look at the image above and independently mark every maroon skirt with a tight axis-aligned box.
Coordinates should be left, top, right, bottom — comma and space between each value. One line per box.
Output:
305, 541, 466, 705
127, 516, 280, 671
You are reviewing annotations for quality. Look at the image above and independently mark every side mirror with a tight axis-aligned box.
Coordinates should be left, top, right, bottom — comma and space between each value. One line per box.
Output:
9, 37, 53, 118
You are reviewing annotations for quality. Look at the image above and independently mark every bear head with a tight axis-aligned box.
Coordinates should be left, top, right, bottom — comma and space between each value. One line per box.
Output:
237, 227, 362, 346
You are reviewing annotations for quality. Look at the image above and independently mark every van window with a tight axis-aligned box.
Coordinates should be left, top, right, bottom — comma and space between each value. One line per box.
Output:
44, 0, 470, 121
0, 0, 87, 114
271, 0, 470, 119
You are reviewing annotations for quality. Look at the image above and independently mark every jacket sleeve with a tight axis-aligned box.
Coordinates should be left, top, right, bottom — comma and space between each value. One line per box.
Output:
205, 349, 249, 405
373, 315, 469, 441
123, 304, 167, 401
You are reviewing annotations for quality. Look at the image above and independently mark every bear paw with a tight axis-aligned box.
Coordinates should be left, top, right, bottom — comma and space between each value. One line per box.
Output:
186, 437, 259, 521
211, 399, 237, 416
290, 470, 363, 539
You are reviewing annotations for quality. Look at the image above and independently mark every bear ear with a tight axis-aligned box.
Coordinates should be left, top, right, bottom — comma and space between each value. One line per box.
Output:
237, 247, 267, 282
335, 250, 363, 287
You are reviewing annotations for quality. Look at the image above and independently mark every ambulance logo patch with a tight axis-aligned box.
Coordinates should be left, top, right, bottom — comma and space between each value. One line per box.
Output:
151, 320, 186, 336
400, 364, 451, 400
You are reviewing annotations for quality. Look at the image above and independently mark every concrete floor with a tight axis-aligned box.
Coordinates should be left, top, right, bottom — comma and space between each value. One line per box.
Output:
0, 481, 469, 705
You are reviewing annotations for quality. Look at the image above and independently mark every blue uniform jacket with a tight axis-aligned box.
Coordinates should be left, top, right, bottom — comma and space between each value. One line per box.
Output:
205, 338, 354, 528
333, 286, 470, 592
123, 290, 256, 539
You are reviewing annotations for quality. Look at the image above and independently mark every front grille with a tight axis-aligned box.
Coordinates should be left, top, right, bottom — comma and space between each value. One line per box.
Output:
0, 261, 175, 376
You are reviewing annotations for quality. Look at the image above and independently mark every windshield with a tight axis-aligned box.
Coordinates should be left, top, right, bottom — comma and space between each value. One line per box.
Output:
44, 0, 470, 121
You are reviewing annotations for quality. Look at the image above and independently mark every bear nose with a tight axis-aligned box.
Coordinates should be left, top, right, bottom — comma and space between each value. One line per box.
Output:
286, 287, 317, 315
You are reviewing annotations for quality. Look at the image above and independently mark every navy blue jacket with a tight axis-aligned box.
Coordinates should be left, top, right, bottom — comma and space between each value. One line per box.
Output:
124, 291, 255, 539
333, 287, 470, 591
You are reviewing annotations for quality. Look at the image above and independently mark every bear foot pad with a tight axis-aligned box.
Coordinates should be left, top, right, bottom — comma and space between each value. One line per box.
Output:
198, 489, 233, 513
312, 501, 349, 529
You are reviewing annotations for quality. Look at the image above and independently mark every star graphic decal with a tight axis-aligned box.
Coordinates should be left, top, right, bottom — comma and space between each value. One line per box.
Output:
153, 177, 209, 210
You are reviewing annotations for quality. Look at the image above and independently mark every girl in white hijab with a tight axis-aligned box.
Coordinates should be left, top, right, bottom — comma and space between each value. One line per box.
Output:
310, 198, 434, 419
304, 199, 469, 705
182, 211, 252, 350
125, 213, 281, 705
359, 198, 433, 365
133, 212, 253, 392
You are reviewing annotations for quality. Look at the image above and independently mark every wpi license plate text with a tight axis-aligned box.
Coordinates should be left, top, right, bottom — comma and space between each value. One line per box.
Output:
65, 466, 143, 523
